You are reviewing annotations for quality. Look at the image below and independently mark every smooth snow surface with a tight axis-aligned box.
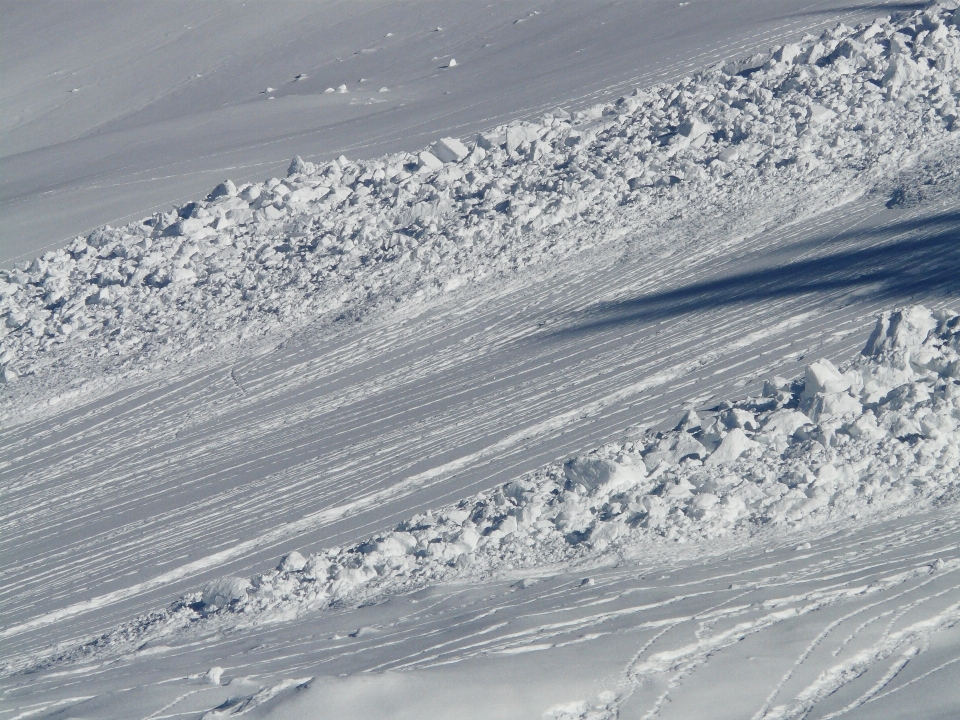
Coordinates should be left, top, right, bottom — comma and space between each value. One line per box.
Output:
0, 0, 938, 264
3, 2, 960, 719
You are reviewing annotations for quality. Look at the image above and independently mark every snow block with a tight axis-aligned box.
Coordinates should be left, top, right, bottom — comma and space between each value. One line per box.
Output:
718, 146, 740, 163
704, 428, 757, 468
209, 180, 237, 200
761, 410, 812, 437
564, 456, 644, 492
204, 667, 224, 685
278, 551, 307, 572
863, 307, 938, 359
476, 130, 505, 150
774, 44, 802, 64
418, 151, 444, 172
376, 532, 417, 558
201, 577, 251, 607
505, 124, 541, 154
432, 137, 469, 163
288, 155, 309, 176
800, 359, 850, 401
678, 117, 712, 139
808, 104, 837, 125
643, 433, 706, 471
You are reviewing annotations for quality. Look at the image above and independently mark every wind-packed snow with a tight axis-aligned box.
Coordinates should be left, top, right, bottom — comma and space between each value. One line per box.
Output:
3, 4, 960, 421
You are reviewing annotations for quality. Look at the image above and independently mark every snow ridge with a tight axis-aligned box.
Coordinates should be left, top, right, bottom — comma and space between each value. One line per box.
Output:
9, 304, 959, 677
3, 4, 960, 418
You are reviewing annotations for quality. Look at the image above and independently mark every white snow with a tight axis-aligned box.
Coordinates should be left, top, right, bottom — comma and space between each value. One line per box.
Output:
3, 3, 960, 720
4, 5, 960, 423
12, 303, 960, 657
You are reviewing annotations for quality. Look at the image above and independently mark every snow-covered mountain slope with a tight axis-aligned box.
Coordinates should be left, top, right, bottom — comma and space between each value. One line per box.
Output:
3, 2, 960, 719
14, 503, 960, 720
0, 0, 930, 264
4, 1, 960, 410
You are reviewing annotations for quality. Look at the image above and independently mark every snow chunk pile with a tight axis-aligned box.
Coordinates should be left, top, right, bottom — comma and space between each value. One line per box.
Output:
203, 306, 960, 621
3, 5, 960, 402
8, 305, 959, 673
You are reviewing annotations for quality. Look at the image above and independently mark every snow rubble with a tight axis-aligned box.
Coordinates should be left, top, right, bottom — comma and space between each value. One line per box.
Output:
3, 4, 960, 417
12, 304, 959, 678
200, 306, 960, 610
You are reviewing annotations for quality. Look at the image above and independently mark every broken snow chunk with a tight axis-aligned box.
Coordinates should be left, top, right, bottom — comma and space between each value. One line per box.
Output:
675, 409, 701, 431
643, 433, 707, 471
504, 479, 537, 504
564, 456, 645, 493
377, 532, 417, 557
432, 137, 469, 163
204, 667, 224, 685
278, 551, 307, 572
288, 156, 309, 176
720, 408, 757, 431
170, 267, 197, 284
0, 366, 17, 383
806, 392, 862, 422
762, 376, 791, 398
505, 124, 542, 154
718, 146, 740, 163
165, 217, 205, 237
418, 150, 444, 172
773, 44, 802, 64
209, 180, 237, 199
863, 307, 938, 360
678, 117, 712, 139
88, 286, 112, 305
801, 359, 850, 402
239, 184, 261, 202
476, 130, 506, 150
201, 577, 251, 608
445, 58, 457, 68
808, 104, 837, 125
704, 428, 757, 468
762, 410, 812, 436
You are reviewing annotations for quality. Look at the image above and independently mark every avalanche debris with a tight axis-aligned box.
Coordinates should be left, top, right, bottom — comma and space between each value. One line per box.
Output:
3, 5, 960, 421
15, 304, 960, 674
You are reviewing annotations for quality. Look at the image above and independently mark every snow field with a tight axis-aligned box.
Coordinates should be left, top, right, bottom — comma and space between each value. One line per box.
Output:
14, 303, 959, 679
5, 6, 960, 718
4, 4, 960, 419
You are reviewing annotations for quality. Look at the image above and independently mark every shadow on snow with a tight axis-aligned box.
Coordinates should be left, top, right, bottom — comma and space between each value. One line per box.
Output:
546, 209, 960, 338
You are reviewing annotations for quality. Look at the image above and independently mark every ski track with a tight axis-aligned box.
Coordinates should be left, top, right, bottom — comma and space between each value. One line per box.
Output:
5, 504, 960, 719
3, 2, 960, 718
2, 190, 958, 657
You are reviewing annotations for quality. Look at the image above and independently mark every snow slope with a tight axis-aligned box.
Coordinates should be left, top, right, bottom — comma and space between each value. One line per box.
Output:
3, 2, 960, 719
0, 0, 932, 264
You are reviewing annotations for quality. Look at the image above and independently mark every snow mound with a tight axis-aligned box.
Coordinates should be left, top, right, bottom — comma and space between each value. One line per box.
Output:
4, 5, 960, 417
19, 305, 958, 674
